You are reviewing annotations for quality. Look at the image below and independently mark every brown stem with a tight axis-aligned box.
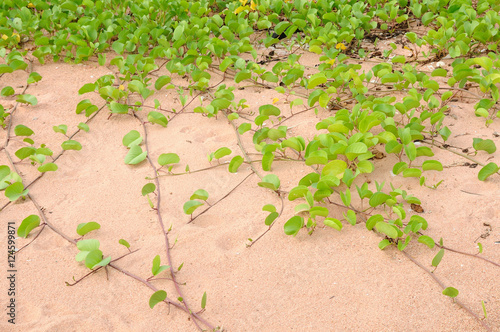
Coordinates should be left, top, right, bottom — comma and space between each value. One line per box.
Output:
190, 171, 254, 223
135, 113, 214, 331
401, 251, 492, 332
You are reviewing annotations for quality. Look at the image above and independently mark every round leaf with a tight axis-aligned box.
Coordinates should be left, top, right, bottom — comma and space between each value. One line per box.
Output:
190, 189, 209, 201
149, 290, 167, 309
148, 111, 168, 127
417, 235, 435, 249
214, 147, 231, 160
124, 145, 147, 165
14, 125, 34, 136
77, 222, 101, 236
158, 153, 180, 166
324, 218, 342, 231
478, 162, 499, 181
38, 163, 58, 173
284, 216, 303, 236
122, 130, 142, 147
18, 215, 40, 238
375, 222, 399, 239
442, 287, 459, 298
61, 140, 82, 151
229, 155, 244, 173
183, 200, 204, 215
142, 183, 156, 196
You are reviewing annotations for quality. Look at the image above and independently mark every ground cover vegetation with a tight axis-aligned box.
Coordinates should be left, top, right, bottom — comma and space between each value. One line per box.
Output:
1, 0, 500, 330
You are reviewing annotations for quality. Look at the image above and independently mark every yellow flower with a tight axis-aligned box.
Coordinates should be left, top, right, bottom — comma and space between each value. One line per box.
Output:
239, 0, 248, 5
250, 0, 257, 10
335, 43, 346, 51
404, 46, 411, 51
327, 59, 336, 66
234, 6, 246, 14
272, 97, 279, 104
27, 3, 35, 8
1, 34, 7, 40
119, 85, 125, 91
12, 33, 20, 42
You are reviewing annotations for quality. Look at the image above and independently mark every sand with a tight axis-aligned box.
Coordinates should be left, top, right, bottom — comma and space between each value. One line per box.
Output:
0, 46, 499, 332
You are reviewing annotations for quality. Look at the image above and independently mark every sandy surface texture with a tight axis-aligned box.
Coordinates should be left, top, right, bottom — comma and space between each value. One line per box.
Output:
1, 46, 500, 332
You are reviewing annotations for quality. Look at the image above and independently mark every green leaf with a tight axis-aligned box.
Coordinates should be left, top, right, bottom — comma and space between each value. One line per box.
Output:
431, 68, 447, 77
403, 168, 422, 178
366, 214, 384, 230
183, 200, 204, 214
61, 140, 82, 151
265, 212, 279, 226
257, 174, 280, 191
262, 152, 274, 171
378, 239, 392, 250
229, 156, 244, 173
26, 72, 42, 84
345, 142, 368, 160
344, 210, 357, 226
78, 122, 90, 132
442, 287, 459, 298
119, 239, 130, 249
235, 70, 251, 83
78, 83, 96, 94
324, 218, 342, 231
38, 163, 58, 173
124, 145, 147, 165
473, 138, 496, 154
18, 215, 40, 238
76, 239, 100, 262
53, 124, 68, 135
369, 192, 391, 207
422, 160, 443, 171
288, 186, 309, 201
357, 160, 374, 173
307, 73, 327, 89
15, 147, 36, 160
149, 290, 167, 309
155, 75, 172, 90
263, 204, 276, 213
152, 255, 170, 276
238, 123, 251, 135
322, 160, 347, 179
375, 222, 399, 239
85, 249, 103, 269
0, 64, 13, 74
158, 153, 180, 166
148, 111, 168, 127
76, 222, 101, 236
109, 101, 129, 114
259, 104, 281, 116
305, 150, 328, 165
191, 189, 209, 201
432, 249, 445, 267
5, 182, 28, 201
284, 216, 303, 236
14, 125, 34, 136
478, 162, 499, 181
201, 292, 207, 309
123, 130, 142, 147
1, 86, 15, 96
310, 206, 329, 219
142, 183, 156, 196
418, 235, 435, 249
92, 256, 111, 269
173, 25, 184, 40
16, 94, 38, 106
214, 147, 231, 159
